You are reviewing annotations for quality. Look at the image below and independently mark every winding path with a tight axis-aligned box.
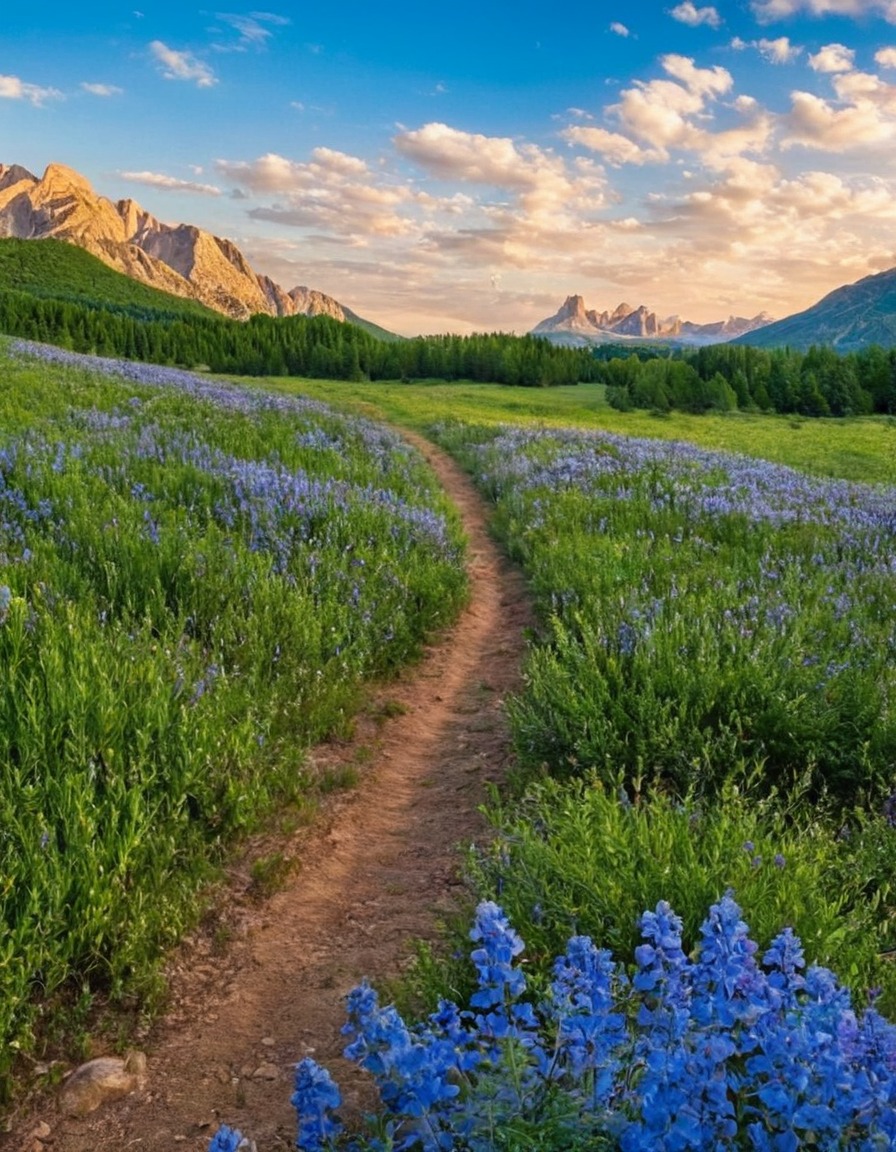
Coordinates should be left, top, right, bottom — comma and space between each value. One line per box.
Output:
8, 432, 533, 1152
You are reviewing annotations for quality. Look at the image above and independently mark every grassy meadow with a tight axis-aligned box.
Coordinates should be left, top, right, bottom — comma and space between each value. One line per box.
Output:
245, 372, 896, 1150
2, 338, 896, 1128
245, 371, 896, 1017
254, 376, 896, 486
430, 417, 896, 1013
0, 341, 466, 1082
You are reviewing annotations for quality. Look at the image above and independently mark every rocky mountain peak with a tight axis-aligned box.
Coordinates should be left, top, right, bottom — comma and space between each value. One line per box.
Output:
41, 163, 95, 193
531, 293, 775, 347
558, 294, 588, 320
0, 164, 37, 193
0, 158, 358, 325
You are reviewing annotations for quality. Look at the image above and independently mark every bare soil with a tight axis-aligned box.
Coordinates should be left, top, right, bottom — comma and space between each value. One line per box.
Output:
6, 432, 533, 1152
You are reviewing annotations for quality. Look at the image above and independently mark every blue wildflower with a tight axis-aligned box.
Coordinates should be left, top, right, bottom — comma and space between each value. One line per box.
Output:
291, 1058, 343, 1152
207, 1125, 244, 1152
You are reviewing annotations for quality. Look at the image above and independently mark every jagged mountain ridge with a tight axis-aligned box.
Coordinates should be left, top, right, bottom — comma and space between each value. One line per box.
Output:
0, 162, 353, 324
730, 265, 896, 352
532, 294, 774, 347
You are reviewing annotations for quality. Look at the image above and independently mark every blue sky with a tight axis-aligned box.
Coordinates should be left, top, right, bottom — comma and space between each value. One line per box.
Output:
3, 1, 896, 334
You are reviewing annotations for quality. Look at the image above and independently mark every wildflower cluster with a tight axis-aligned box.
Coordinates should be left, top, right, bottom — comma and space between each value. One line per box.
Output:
0, 344, 466, 1076
433, 421, 896, 805
210, 895, 896, 1150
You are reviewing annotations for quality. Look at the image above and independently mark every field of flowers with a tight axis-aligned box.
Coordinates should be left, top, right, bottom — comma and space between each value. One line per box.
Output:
432, 421, 896, 1013
0, 340, 466, 1078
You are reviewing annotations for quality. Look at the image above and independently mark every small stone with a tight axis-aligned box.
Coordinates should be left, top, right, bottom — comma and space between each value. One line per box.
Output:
31, 1123, 52, 1140
252, 1062, 280, 1081
59, 1051, 147, 1118
260, 1036, 275, 1047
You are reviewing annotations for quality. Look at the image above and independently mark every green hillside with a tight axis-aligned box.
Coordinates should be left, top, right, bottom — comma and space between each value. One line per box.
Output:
0, 237, 217, 320
734, 265, 896, 352
0, 237, 404, 339
343, 304, 403, 342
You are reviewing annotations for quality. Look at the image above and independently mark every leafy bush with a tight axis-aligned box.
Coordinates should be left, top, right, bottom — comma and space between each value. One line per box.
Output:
467, 778, 896, 1015
213, 897, 896, 1150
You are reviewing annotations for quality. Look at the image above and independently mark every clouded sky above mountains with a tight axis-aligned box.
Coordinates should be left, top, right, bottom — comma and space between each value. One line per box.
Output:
3, 1, 896, 334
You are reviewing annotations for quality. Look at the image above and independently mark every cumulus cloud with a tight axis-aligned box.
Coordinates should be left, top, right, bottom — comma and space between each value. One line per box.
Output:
216, 148, 426, 238
784, 67, 896, 151
587, 55, 734, 161
119, 170, 222, 195
876, 47, 896, 68
669, 2, 722, 28
563, 126, 665, 165
610, 21, 630, 36
809, 43, 855, 73
0, 73, 63, 106
81, 82, 123, 97
564, 51, 776, 181
393, 122, 607, 222
149, 41, 217, 87
731, 33, 803, 66
752, 0, 896, 21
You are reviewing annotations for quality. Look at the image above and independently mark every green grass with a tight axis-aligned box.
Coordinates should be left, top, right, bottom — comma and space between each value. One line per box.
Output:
250, 376, 896, 486
0, 346, 467, 1084
392, 415, 896, 1020
470, 778, 896, 1013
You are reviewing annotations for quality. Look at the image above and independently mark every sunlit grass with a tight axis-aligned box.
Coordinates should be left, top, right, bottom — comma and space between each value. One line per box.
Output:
239, 376, 896, 486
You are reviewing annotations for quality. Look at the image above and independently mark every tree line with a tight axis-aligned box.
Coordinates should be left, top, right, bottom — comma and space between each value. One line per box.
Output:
601, 342, 896, 417
0, 289, 597, 387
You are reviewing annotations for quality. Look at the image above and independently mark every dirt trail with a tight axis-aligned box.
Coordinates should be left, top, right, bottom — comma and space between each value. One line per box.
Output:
7, 432, 533, 1152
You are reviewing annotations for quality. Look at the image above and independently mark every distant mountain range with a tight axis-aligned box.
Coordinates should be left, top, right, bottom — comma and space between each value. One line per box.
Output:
0, 161, 390, 336
4, 162, 896, 354
531, 295, 774, 347
731, 265, 896, 352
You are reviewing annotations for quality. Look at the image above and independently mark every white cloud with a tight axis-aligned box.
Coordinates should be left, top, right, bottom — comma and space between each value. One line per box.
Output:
213, 12, 290, 51
610, 21, 630, 36
876, 47, 896, 68
0, 73, 63, 106
662, 54, 732, 96
809, 43, 855, 73
730, 35, 800, 62
595, 55, 733, 160
566, 53, 774, 176
393, 122, 606, 217
757, 37, 802, 63
218, 124, 610, 288
149, 41, 217, 87
119, 170, 222, 195
216, 148, 425, 238
81, 82, 124, 97
784, 69, 896, 151
669, 2, 722, 28
752, 0, 896, 22
563, 126, 665, 165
